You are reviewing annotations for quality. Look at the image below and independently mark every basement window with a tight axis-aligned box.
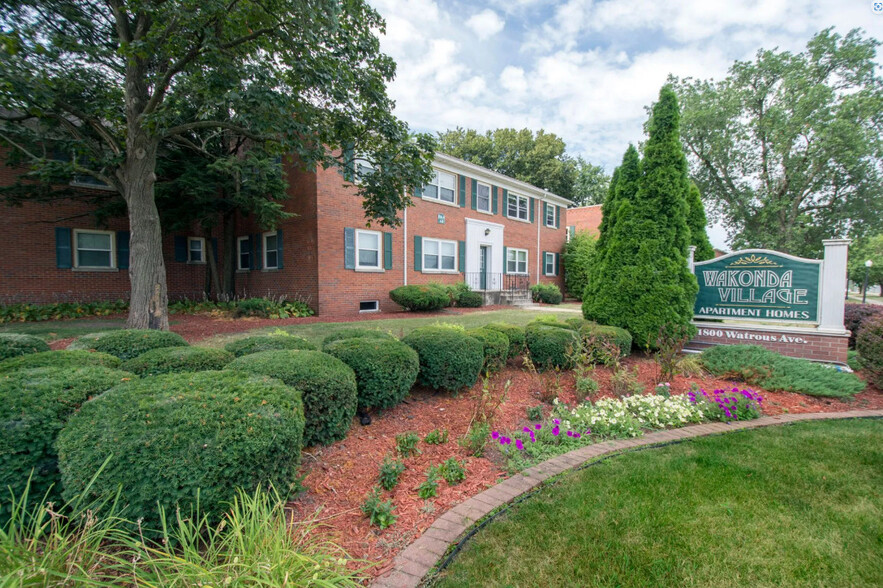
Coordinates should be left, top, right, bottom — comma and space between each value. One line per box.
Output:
359, 300, 379, 313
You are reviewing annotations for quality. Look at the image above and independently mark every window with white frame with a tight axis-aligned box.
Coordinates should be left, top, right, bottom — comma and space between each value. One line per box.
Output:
263, 231, 279, 269
354, 154, 375, 183
356, 229, 381, 269
507, 193, 529, 221
187, 237, 205, 263
423, 238, 457, 271
476, 182, 491, 212
507, 248, 528, 274
237, 236, 250, 270
423, 170, 456, 204
545, 203, 556, 227
74, 229, 114, 269
544, 252, 555, 275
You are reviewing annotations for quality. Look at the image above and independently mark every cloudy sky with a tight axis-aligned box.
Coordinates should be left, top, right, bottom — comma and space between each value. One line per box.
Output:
369, 0, 880, 247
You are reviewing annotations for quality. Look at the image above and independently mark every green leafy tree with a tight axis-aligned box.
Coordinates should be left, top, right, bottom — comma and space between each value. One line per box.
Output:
437, 127, 578, 200
562, 230, 597, 300
848, 235, 883, 295
583, 86, 698, 348
686, 182, 714, 262
672, 29, 883, 257
0, 0, 435, 329
571, 158, 610, 206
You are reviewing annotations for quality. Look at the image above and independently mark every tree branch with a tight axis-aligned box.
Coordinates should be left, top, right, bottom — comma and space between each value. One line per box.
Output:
162, 120, 275, 142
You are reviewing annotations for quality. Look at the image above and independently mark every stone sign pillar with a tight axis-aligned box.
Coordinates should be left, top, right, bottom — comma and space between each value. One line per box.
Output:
818, 239, 850, 332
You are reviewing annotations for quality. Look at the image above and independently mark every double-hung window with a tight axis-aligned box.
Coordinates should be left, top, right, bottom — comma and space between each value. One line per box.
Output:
544, 252, 556, 275
507, 193, 529, 221
237, 236, 250, 270
507, 248, 528, 274
545, 204, 556, 227
423, 238, 457, 271
356, 230, 381, 270
263, 231, 279, 269
74, 229, 114, 269
476, 182, 491, 212
423, 170, 456, 204
188, 237, 205, 263
354, 154, 375, 184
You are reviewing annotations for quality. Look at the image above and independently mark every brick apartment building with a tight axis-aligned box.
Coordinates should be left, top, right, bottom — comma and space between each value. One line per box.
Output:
0, 151, 570, 316
565, 204, 602, 238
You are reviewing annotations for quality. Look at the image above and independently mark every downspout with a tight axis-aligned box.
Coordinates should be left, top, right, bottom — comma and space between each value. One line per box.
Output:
403, 199, 408, 286
536, 193, 543, 286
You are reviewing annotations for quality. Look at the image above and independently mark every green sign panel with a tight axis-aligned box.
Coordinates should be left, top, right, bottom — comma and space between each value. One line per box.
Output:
694, 251, 821, 324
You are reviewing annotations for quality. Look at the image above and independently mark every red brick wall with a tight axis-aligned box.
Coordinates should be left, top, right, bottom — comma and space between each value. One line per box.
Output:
689, 323, 849, 364
567, 205, 602, 236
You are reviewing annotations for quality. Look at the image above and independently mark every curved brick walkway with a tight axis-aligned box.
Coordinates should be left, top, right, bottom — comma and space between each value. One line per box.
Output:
372, 409, 883, 588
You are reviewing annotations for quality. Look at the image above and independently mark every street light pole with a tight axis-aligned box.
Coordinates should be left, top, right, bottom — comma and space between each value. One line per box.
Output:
863, 259, 873, 304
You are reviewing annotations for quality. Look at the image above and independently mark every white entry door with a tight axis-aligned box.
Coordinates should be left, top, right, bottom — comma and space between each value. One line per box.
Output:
465, 218, 504, 291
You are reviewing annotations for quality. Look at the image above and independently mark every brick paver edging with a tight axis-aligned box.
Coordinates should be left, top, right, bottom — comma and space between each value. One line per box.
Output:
372, 410, 883, 588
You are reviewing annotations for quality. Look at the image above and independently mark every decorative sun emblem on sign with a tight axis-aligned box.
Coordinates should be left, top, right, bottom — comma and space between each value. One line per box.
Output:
729, 255, 779, 267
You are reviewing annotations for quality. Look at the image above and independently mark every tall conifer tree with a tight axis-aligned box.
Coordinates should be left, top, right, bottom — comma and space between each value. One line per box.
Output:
687, 182, 715, 262
583, 86, 698, 347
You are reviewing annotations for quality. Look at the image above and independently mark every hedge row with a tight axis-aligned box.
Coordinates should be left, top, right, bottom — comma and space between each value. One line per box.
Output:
68, 329, 187, 360
224, 334, 316, 357
0, 349, 121, 374
121, 346, 234, 376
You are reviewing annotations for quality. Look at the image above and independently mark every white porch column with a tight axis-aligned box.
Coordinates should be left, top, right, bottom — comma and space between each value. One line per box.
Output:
818, 239, 850, 332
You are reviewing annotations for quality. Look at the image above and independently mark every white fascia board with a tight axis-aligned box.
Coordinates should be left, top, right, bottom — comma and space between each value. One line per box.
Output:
432, 152, 574, 208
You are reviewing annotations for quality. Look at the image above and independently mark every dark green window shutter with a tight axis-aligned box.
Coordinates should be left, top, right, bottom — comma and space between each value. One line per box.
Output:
491, 185, 499, 214
555, 206, 561, 228
413, 235, 422, 271
414, 184, 423, 198
55, 227, 72, 269
470, 178, 477, 210
344, 228, 355, 269
276, 230, 283, 269
503, 246, 508, 274
116, 231, 130, 269
543, 202, 549, 224
458, 240, 466, 272
502, 189, 509, 217
555, 252, 560, 276
342, 143, 355, 182
529, 198, 536, 223
174, 236, 187, 262
384, 232, 393, 270
458, 175, 466, 207
253, 233, 262, 270
542, 250, 548, 274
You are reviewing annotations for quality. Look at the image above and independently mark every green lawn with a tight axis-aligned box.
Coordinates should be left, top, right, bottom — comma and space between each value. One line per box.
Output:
198, 308, 579, 348
0, 318, 125, 341
434, 419, 883, 588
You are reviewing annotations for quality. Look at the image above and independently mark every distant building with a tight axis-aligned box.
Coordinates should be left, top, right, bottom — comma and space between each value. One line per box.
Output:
565, 204, 602, 240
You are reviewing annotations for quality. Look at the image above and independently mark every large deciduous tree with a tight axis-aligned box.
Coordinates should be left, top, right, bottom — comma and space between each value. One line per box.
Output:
848, 234, 883, 295
0, 0, 435, 329
571, 158, 610, 207
686, 182, 714, 262
672, 28, 883, 257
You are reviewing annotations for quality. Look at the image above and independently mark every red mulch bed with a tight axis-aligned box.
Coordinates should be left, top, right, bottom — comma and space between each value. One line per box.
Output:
287, 355, 883, 579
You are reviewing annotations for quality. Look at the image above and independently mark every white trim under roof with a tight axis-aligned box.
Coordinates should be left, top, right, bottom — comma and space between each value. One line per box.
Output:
432, 152, 573, 208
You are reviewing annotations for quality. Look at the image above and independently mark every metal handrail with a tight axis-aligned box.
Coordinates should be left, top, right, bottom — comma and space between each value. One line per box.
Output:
463, 272, 529, 292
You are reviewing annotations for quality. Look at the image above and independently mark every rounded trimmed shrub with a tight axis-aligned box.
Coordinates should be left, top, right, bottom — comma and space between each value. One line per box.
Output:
530, 283, 563, 305
0, 366, 135, 518
565, 317, 594, 331
0, 349, 121, 374
389, 284, 450, 311
456, 291, 483, 308
402, 326, 484, 392
68, 329, 187, 360
224, 334, 316, 357
121, 346, 234, 376
845, 303, 883, 349
465, 328, 509, 374
857, 317, 883, 388
321, 328, 395, 350
227, 350, 357, 446
527, 317, 575, 331
525, 325, 581, 370
484, 323, 526, 359
324, 338, 419, 411
0, 333, 50, 361
579, 323, 633, 360
57, 370, 304, 532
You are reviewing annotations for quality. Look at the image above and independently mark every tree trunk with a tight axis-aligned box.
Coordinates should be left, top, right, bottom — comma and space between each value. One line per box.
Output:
205, 234, 222, 298
222, 210, 236, 297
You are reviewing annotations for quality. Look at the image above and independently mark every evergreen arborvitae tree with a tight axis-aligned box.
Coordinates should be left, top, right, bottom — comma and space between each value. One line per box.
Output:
583, 86, 698, 348
686, 181, 715, 262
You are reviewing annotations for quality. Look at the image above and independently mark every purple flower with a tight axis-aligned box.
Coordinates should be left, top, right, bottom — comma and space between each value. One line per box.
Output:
552, 426, 560, 436
535, 424, 542, 430
523, 426, 531, 433
554, 419, 560, 425
492, 431, 500, 440
515, 439, 524, 450
567, 431, 574, 437
574, 433, 581, 439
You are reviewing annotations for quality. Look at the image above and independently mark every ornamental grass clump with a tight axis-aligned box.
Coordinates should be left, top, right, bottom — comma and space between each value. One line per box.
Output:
224, 333, 316, 357
0, 333, 50, 361
227, 350, 357, 446
120, 346, 233, 376
56, 371, 305, 533
68, 329, 187, 360
402, 326, 484, 392
0, 349, 121, 374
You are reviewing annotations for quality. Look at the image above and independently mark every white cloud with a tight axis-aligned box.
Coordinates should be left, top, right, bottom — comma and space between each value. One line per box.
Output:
499, 66, 528, 95
465, 9, 506, 40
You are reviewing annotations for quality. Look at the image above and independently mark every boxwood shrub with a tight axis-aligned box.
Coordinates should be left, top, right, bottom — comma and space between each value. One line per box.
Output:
0, 349, 121, 374
0, 333, 50, 361
700, 345, 866, 398
484, 323, 526, 359
857, 317, 883, 388
579, 323, 633, 360
525, 325, 581, 370
465, 328, 509, 374
530, 283, 563, 305
389, 284, 450, 311
845, 303, 883, 349
121, 346, 234, 376
57, 370, 304, 533
324, 338, 419, 411
228, 350, 357, 446
68, 329, 188, 360
0, 366, 135, 519
321, 328, 395, 350
402, 327, 484, 392
456, 291, 483, 308
224, 334, 316, 357
527, 316, 575, 330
